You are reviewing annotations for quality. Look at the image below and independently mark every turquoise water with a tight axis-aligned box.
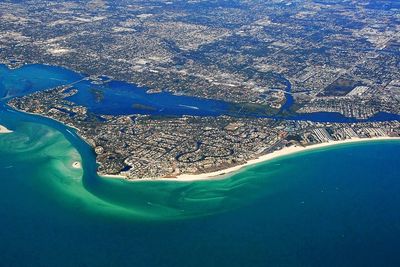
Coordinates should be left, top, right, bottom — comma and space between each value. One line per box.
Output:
1, 64, 400, 266
1, 118, 400, 266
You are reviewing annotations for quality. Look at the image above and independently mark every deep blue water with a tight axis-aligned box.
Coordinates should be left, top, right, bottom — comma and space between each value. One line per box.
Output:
1, 63, 400, 267
1, 117, 399, 267
0, 64, 82, 99
276, 73, 294, 112
68, 79, 232, 116
2, 63, 400, 122
58, 67, 400, 122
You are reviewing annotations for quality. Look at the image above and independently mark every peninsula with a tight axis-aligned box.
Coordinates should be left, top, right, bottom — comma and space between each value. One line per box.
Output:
8, 85, 400, 180
1, 0, 400, 180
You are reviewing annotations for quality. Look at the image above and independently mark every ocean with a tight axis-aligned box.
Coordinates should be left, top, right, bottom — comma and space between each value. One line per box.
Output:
1, 64, 400, 266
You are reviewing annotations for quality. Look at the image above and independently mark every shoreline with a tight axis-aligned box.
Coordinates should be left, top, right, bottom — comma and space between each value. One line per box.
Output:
6, 102, 400, 183
107, 136, 400, 182
0, 124, 12, 134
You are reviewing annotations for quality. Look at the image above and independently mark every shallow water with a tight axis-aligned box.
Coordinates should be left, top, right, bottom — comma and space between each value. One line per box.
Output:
1, 116, 400, 266
1, 63, 400, 266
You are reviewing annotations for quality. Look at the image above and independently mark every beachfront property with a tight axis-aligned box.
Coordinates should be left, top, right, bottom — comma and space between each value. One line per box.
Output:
1, 0, 400, 266
8, 86, 400, 179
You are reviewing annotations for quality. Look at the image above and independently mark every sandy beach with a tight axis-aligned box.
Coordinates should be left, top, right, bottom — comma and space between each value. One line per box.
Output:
100, 136, 400, 182
72, 161, 82, 169
173, 136, 400, 181
0, 124, 12, 134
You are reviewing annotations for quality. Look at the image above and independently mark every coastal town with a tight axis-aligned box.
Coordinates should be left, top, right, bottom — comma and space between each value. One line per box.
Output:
1, 0, 400, 179
1, 0, 400, 266
8, 85, 400, 179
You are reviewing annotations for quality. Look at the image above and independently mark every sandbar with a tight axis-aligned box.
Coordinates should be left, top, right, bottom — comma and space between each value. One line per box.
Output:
72, 161, 82, 169
0, 124, 12, 134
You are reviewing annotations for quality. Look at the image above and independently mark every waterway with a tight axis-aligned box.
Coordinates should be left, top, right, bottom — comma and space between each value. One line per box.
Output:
3, 64, 399, 122
1, 64, 400, 266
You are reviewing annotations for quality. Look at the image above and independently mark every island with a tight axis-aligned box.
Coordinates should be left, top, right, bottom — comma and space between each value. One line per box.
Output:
8, 85, 400, 180
0, 124, 12, 134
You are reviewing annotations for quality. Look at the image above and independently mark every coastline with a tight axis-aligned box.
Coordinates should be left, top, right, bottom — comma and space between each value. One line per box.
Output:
3, 63, 400, 184
109, 136, 400, 182
0, 124, 12, 134
6, 101, 400, 183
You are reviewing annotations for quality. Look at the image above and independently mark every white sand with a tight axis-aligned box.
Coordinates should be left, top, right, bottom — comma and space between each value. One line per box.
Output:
72, 161, 82, 169
101, 136, 400, 182
174, 136, 400, 181
0, 124, 12, 134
